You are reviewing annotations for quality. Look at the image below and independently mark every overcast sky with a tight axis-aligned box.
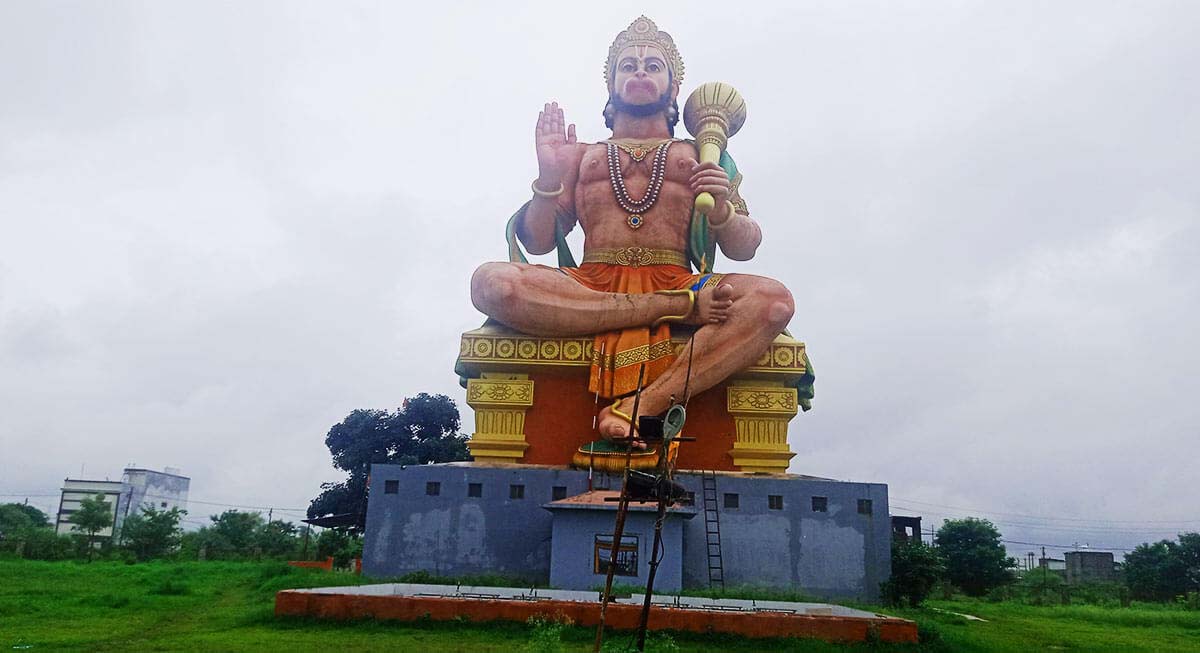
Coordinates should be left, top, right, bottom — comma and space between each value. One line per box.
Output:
2, 1, 1197, 558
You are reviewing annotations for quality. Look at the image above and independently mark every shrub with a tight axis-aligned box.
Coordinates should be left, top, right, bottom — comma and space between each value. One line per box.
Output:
881, 540, 944, 607
5, 528, 76, 561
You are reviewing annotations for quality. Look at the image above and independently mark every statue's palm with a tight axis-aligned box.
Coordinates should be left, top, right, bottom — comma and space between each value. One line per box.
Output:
535, 101, 576, 181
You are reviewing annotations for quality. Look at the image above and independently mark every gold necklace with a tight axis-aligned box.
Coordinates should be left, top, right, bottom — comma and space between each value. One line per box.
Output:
605, 138, 675, 163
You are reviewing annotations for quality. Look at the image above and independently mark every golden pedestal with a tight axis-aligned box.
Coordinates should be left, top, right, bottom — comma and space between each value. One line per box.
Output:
464, 373, 534, 463
726, 381, 798, 473
455, 322, 809, 471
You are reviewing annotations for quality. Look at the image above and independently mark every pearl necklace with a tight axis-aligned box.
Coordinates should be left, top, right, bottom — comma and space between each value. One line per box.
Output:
606, 140, 673, 229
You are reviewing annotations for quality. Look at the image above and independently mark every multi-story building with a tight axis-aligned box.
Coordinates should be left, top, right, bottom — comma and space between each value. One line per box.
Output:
54, 467, 190, 539
54, 479, 126, 537
120, 467, 190, 518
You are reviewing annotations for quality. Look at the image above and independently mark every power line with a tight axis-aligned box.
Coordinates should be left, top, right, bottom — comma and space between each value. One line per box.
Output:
891, 505, 1190, 535
1000, 538, 1133, 553
891, 496, 1200, 525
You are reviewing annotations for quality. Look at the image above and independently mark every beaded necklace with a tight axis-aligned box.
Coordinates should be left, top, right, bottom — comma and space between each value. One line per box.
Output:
606, 140, 673, 229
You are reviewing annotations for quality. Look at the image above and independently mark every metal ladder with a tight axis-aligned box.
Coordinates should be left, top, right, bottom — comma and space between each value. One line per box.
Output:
700, 470, 725, 589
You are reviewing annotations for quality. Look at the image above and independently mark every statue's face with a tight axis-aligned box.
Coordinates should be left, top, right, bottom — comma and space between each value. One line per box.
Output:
613, 44, 672, 105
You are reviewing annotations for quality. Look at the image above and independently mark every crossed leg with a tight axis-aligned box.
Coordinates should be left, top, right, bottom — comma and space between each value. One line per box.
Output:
470, 262, 794, 444
470, 261, 734, 336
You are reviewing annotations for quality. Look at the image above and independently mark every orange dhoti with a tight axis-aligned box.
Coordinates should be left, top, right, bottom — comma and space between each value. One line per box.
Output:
556, 262, 724, 399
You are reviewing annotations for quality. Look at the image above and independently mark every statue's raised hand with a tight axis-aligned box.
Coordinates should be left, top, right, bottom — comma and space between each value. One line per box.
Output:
535, 101, 577, 184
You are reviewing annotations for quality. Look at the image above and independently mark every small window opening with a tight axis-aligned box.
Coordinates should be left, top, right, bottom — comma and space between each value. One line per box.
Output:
384, 480, 399, 494
858, 499, 873, 515
811, 496, 828, 512
552, 486, 568, 500
426, 481, 441, 496
468, 482, 482, 497
768, 495, 783, 510
723, 493, 739, 509
510, 484, 525, 499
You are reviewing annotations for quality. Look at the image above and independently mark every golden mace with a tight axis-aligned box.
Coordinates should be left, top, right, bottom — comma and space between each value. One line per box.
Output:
682, 82, 747, 215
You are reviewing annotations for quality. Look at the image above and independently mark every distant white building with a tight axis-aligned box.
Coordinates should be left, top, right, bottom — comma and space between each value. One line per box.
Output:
55, 467, 191, 539
55, 479, 125, 537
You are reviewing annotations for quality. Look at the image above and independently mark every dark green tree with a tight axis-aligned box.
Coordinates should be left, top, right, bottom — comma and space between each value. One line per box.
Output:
1177, 532, 1200, 592
882, 540, 945, 606
1122, 534, 1199, 601
256, 520, 300, 558
195, 510, 266, 559
121, 505, 186, 561
308, 394, 470, 528
315, 528, 362, 567
71, 494, 114, 562
0, 503, 50, 536
935, 518, 1016, 596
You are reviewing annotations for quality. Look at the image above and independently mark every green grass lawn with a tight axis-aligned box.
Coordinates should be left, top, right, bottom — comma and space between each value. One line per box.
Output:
0, 560, 1196, 652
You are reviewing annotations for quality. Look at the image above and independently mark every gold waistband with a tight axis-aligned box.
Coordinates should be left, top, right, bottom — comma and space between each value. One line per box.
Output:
581, 247, 689, 268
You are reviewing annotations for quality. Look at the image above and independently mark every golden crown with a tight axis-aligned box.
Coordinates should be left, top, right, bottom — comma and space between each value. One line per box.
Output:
604, 16, 685, 90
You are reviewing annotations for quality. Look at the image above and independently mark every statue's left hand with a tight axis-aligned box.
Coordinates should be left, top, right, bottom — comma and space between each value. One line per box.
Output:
686, 159, 731, 207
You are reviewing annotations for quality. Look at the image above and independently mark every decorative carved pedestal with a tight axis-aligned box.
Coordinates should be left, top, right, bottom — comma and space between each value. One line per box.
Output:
465, 373, 534, 463
455, 323, 809, 471
726, 381, 798, 473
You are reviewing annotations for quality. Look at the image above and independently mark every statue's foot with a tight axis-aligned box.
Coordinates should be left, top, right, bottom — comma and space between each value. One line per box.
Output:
685, 282, 735, 325
597, 399, 647, 450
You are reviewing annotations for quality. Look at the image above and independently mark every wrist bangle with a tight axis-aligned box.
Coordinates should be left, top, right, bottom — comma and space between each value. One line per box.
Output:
709, 200, 737, 231
531, 180, 565, 198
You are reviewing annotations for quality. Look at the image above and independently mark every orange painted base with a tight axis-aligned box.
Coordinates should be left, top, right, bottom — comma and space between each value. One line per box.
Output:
274, 591, 917, 644
286, 558, 333, 571
520, 369, 737, 471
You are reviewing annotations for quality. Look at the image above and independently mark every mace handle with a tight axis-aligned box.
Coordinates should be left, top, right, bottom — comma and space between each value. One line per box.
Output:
694, 140, 723, 214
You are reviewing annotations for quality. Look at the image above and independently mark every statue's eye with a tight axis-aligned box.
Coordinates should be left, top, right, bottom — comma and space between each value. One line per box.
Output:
647, 63, 661, 73
620, 63, 635, 72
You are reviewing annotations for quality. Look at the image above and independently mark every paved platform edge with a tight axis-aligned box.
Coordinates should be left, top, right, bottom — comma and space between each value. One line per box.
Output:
274, 590, 919, 644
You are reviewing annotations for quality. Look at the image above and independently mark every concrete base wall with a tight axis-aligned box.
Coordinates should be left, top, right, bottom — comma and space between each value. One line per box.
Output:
363, 463, 890, 601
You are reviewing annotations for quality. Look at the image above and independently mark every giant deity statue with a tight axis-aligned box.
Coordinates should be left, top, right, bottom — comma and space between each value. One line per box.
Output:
462, 17, 813, 471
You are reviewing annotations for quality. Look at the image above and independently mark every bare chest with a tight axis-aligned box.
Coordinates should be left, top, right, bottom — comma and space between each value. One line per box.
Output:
577, 141, 699, 189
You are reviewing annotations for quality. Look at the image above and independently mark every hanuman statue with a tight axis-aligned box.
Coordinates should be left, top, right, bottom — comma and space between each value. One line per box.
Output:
471, 17, 796, 447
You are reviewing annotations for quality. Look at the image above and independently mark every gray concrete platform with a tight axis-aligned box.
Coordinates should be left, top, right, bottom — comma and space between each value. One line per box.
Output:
285, 583, 888, 619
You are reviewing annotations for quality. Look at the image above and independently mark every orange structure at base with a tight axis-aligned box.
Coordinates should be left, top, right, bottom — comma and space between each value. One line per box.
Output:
286, 557, 333, 571
519, 369, 736, 471
457, 323, 810, 473
274, 590, 917, 644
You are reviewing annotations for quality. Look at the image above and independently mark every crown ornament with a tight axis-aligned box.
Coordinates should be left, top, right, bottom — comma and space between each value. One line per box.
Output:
604, 16, 685, 90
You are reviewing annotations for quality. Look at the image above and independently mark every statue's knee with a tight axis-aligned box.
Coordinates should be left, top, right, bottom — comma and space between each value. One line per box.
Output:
756, 280, 794, 331
470, 262, 518, 313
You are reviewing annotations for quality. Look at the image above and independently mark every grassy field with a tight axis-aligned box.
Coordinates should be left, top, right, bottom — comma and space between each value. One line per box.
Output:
1, 560, 1197, 652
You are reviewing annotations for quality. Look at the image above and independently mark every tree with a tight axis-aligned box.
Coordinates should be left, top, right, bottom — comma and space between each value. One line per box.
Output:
71, 494, 114, 562
121, 505, 186, 561
308, 394, 470, 528
1176, 532, 1200, 593
935, 518, 1015, 596
256, 520, 300, 558
198, 510, 266, 558
0, 503, 49, 537
1122, 533, 1200, 602
316, 528, 362, 567
882, 540, 945, 606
